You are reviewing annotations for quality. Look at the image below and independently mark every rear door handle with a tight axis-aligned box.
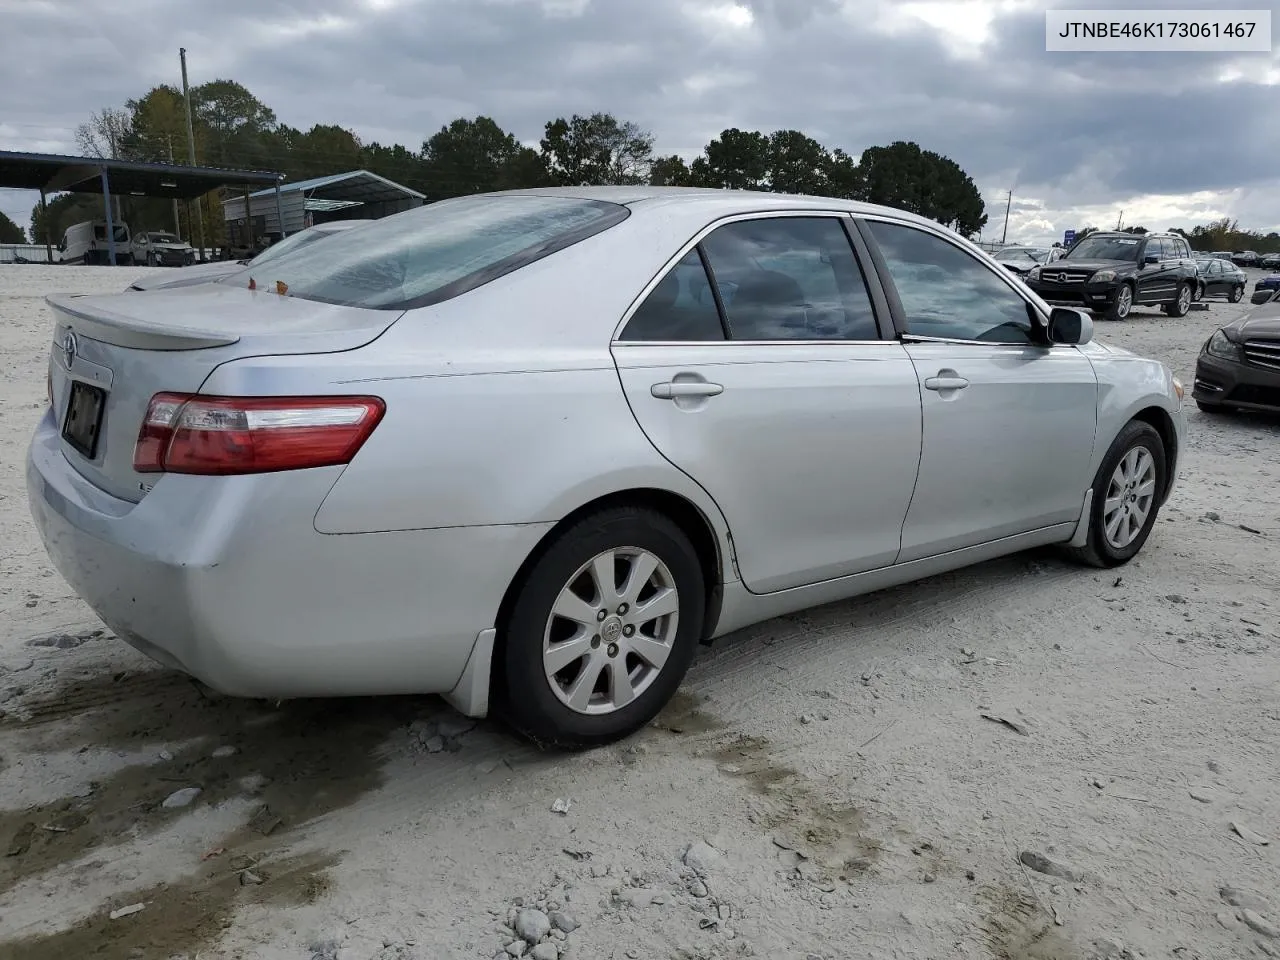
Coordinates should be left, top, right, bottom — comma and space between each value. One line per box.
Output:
651, 381, 724, 399
924, 375, 969, 391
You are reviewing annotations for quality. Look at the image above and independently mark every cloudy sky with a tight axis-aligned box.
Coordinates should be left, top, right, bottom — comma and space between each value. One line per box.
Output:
1, 0, 1277, 245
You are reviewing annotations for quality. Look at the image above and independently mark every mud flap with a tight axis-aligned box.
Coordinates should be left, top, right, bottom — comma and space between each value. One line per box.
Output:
442, 628, 496, 718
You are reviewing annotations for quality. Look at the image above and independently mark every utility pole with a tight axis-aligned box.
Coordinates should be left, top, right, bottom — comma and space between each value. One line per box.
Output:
1116, 210, 1124, 230
167, 135, 181, 239
180, 47, 206, 261
1001, 189, 1013, 245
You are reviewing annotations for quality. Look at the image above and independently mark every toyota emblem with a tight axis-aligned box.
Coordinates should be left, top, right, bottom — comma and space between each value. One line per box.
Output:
62, 330, 77, 367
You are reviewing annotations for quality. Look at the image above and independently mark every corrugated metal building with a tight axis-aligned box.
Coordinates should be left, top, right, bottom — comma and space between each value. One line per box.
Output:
222, 170, 425, 243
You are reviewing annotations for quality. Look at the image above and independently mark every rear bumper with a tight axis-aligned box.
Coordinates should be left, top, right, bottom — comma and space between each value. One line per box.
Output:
1192, 353, 1280, 413
26, 408, 551, 698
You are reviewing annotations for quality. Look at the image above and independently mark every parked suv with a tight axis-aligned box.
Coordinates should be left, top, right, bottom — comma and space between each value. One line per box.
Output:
1025, 231, 1199, 321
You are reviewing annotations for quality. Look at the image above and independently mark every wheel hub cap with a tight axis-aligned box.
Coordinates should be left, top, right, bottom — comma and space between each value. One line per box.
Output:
600, 616, 623, 644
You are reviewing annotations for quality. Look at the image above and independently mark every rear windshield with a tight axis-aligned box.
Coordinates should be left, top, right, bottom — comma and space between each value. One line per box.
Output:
229, 194, 630, 310
247, 227, 338, 267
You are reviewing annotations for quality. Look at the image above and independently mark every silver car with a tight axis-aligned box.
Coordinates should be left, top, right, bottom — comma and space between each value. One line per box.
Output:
28, 188, 1185, 747
125, 219, 373, 292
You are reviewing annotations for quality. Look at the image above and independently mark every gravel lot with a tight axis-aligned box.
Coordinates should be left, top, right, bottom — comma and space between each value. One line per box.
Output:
1, 265, 1277, 960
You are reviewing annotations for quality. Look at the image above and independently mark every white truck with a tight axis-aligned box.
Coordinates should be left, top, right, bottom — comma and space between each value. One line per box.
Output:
59, 220, 133, 265
131, 230, 195, 267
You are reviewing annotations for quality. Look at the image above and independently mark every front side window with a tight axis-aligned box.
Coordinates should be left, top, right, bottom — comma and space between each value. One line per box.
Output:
700, 217, 879, 340
230, 194, 630, 310
1145, 239, 1168, 261
621, 250, 725, 341
865, 220, 1036, 344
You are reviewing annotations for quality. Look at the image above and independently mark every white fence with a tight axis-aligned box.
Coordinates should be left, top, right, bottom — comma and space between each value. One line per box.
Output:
1, 244, 221, 265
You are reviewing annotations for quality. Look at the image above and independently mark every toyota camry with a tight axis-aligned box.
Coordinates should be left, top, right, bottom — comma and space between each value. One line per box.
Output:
28, 187, 1185, 747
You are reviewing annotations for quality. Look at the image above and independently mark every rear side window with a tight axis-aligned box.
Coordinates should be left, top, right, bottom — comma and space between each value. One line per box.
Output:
700, 217, 879, 340
233, 194, 630, 310
622, 250, 726, 341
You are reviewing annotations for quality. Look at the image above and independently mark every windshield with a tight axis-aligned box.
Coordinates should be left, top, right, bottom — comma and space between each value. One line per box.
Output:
1065, 235, 1142, 262
247, 228, 338, 267
149, 233, 179, 243
233, 194, 631, 310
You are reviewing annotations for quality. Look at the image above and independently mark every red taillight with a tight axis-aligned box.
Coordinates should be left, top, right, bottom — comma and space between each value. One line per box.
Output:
133, 393, 385, 476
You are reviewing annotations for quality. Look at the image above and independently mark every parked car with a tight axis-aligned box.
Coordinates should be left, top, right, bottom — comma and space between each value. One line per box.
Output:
125, 220, 373, 292
132, 231, 195, 267
1192, 256, 1247, 302
1210, 251, 1235, 261
1193, 287, 1280, 414
59, 219, 133, 266
1260, 253, 1280, 268
28, 188, 1185, 747
1232, 251, 1259, 267
1254, 273, 1280, 304
1025, 231, 1199, 320
994, 246, 1047, 275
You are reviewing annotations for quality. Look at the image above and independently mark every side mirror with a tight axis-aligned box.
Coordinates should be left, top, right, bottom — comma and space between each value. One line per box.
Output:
1144, 254, 1160, 264
1048, 307, 1093, 345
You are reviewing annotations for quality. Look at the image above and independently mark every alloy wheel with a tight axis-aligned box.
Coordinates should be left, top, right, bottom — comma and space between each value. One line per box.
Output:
542, 547, 680, 715
1115, 286, 1132, 318
1102, 447, 1157, 550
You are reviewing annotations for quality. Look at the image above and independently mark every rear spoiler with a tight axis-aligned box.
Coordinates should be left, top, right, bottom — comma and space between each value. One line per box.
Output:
46, 293, 241, 352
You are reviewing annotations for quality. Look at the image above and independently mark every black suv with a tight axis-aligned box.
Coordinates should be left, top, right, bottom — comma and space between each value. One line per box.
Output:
1025, 231, 1199, 321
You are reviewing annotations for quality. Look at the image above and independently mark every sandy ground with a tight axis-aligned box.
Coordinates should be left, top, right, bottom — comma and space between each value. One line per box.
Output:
1, 264, 1277, 960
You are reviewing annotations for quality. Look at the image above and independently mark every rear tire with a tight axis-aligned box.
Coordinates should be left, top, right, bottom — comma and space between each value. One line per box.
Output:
1229, 284, 1244, 303
1163, 282, 1192, 317
1065, 421, 1167, 569
496, 506, 705, 748
1105, 284, 1134, 321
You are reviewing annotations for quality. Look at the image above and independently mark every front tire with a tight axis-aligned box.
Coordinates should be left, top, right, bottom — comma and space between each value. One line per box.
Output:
1066, 421, 1167, 569
497, 506, 705, 748
1163, 282, 1192, 317
1105, 284, 1134, 321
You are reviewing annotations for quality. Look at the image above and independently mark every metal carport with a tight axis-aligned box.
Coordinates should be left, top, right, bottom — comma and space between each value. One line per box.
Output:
0, 150, 284, 265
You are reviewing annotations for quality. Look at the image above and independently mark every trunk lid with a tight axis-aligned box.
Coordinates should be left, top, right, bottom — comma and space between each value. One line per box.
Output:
47, 283, 403, 503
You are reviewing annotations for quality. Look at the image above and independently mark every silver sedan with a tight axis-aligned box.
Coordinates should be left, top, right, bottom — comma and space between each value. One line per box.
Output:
27, 187, 1185, 747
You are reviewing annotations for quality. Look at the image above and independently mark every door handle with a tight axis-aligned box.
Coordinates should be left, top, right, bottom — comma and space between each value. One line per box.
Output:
924, 375, 969, 391
651, 380, 724, 400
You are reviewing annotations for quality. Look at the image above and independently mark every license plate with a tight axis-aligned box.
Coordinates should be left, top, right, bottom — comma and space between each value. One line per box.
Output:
62, 380, 107, 460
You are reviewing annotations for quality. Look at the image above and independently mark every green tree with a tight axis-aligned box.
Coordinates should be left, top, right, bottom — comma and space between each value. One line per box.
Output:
0, 210, 25, 243
648, 155, 695, 186
421, 117, 544, 199
540, 113, 654, 186
853, 141, 987, 236
279, 123, 364, 180
766, 129, 833, 195
193, 79, 277, 165
691, 128, 771, 190
1121, 225, 1147, 234
363, 142, 430, 195
825, 148, 862, 200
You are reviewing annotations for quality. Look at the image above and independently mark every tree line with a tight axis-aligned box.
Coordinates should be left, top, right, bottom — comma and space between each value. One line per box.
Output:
26, 78, 989, 246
